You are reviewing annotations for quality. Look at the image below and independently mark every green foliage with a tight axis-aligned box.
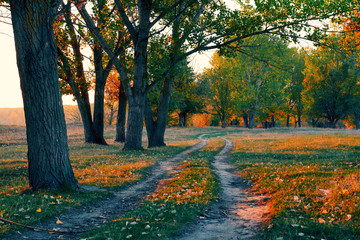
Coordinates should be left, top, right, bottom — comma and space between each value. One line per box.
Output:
170, 63, 205, 115
201, 35, 295, 128
303, 35, 359, 127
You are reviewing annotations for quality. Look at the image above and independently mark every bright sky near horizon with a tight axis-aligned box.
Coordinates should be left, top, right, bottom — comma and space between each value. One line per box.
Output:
0, 0, 239, 108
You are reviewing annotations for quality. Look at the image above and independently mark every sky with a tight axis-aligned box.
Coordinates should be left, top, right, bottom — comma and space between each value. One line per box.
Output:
0, 0, 239, 108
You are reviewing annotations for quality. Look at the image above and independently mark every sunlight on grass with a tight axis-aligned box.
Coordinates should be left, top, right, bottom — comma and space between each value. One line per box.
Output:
168, 139, 200, 148
230, 131, 360, 239
74, 161, 153, 187
83, 138, 222, 239
0, 125, 198, 235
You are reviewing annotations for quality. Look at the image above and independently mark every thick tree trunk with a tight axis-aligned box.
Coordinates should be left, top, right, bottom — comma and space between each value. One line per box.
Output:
115, 84, 127, 142
92, 46, 107, 145
10, 1, 78, 190
124, 95, 145, 150
248, 110, 256, 129
123, 1, 151, 150
145, 77, 174, 148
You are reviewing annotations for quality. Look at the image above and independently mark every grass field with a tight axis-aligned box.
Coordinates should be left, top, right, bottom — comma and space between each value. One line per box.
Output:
1, 125, 360, 239
0, 125, 215, 235
229, 129, 360, 240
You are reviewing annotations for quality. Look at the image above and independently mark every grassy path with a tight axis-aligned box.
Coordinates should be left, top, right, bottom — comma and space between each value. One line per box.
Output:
175, 138, 269, 240
2, 136, 210, 240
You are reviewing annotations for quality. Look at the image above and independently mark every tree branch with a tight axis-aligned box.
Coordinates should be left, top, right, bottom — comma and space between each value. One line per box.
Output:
114, 0, 137, 40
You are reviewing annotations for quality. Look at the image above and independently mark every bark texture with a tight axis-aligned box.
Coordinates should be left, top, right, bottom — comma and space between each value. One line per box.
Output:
145, 77, 174, 148
10, 1, 78, 190
115, 84, 127, 142
122, 1, 152, 150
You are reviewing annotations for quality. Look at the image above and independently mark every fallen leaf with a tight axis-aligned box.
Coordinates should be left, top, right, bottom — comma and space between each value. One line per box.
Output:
36, 208, 41, 213
293, 196, 301, 203
318, 218, 325, 224
56, 219, 63, 225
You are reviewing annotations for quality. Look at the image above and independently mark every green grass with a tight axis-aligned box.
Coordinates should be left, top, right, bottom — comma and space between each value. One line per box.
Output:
229, 130, 360, 240
2, 125, 360, 239
81, 138, 223, 240
0, 125, 198, 235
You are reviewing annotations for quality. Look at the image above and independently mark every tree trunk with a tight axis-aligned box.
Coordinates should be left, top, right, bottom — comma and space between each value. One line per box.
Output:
354, 110, 360, 130
122, 1, 151, 150
183, 113, 188, 127
145, 77, 174, 148
178, 113, 183, 127
57, 7, 103, 144
297, 109, 302, 128
271, 115, 275, 128
115, 84, 127, 142
124, 94, 145, 150
221, 116, 226, 128
178, 112, 186, 127
108, 104, 114, 125
92, 45, 108, 145
286, 114, 290, 128
10, 1, 78, 190
328, 120, 337, 129
56, 47, 96, 143
248, 110, 256, 129
75, 94, 95, 142
243, 113, 249, 128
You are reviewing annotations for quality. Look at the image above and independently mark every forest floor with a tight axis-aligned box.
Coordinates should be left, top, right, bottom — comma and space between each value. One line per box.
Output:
1, 125, 360, 239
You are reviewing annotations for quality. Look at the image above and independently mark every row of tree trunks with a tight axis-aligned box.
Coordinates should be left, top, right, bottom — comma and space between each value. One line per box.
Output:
57, 6, 107, 145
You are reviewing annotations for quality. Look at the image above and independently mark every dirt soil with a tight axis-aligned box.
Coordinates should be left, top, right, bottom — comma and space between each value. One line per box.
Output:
174, 138, 270, 240
3, 136, 270, 240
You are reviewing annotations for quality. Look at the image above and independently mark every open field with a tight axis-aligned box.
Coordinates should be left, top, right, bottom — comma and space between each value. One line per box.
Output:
228, 129, 360, 240
0, 125, 216, 235
1, 125, 360, 239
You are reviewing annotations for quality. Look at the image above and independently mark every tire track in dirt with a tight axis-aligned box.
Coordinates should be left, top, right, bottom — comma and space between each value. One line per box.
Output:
3, 135, 210, 240
174, 138, 270, 240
